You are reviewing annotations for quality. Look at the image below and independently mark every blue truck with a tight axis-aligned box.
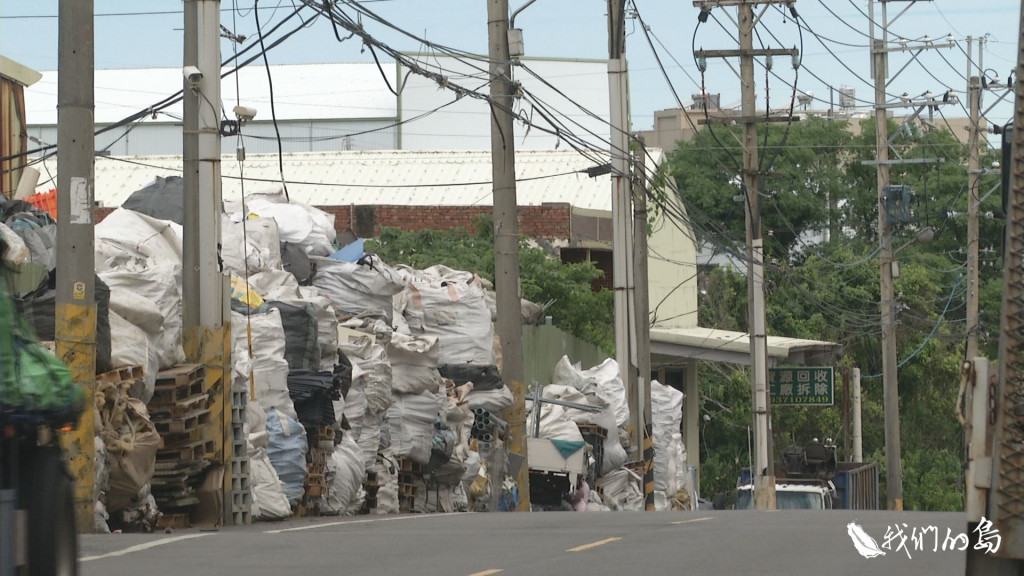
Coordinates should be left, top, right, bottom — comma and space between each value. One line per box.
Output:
735, 441, 880, 510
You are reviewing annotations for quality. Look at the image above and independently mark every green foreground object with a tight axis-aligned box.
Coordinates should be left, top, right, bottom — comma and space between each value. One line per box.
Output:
0, 275, 81, 416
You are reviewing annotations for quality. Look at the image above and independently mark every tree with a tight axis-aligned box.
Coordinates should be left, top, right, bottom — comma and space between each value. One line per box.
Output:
667, 116, 855, 259
671, 117, 986, 511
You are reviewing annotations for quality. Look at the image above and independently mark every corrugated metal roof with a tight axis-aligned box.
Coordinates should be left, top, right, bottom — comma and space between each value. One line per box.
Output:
33, 148, 665, 210
650, 326, 841, 367
25, 63, 397, 125
0, 55, 42, 87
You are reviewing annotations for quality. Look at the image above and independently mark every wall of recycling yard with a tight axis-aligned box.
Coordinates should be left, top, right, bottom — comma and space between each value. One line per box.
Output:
2, 190, 693, 531
96, 203, 574, 241
522, 325, 608, 387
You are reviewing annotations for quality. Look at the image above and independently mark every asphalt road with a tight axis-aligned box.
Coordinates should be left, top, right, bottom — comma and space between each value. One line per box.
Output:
80, 510, 970, 576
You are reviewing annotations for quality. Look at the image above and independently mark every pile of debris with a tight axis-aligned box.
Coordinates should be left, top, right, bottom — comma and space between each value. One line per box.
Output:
3, 180, 695, 531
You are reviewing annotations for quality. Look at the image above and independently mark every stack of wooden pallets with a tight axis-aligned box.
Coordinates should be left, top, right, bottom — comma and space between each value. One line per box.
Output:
297, 426, 333, 517
148, 364, 212, 523
396, 458, 422, 513
360, 469, 380, 514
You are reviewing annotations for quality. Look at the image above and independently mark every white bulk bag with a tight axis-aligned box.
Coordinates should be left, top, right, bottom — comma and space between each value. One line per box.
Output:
387, 390, 443, 465
221, 216, 283, 275
99, 262, 184, 369
323, 433, 366, 515
95, 208, 182, 270
553, 356, 630, 429
244, 196, 336, 257
652, 380, 684, 498
312, 255, 405, 320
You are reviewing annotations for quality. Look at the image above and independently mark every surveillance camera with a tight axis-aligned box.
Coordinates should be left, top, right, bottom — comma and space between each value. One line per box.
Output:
182, 66, 203, 85
233, 105, 257, 122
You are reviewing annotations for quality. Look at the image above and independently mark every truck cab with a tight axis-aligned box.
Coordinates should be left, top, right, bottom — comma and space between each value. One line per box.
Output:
734, 481, 835, 510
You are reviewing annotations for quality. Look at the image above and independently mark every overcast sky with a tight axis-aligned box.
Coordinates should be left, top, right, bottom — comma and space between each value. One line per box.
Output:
1, 1, 1018, 136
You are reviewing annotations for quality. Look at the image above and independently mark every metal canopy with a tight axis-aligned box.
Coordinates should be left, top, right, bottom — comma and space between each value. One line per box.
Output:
650, 326, 842, 368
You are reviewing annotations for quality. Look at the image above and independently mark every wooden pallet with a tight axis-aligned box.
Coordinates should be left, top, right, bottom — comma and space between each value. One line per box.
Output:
148, 393, 209, 419
156, 513, 192, 529
157, 439, 215, 463
577, 423, 608, 440
397, 483, 418, 498
151, 365, 206, 406
397, 458, 424, 474
97, 366, 145, 385
153, 409, 211, 435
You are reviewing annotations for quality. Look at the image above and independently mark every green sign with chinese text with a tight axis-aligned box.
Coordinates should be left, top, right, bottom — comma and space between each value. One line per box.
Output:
769, 367, 834, 406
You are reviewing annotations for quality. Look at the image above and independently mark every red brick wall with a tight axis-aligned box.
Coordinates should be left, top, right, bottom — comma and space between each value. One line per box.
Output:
98, 203, 573, 239
317, 203, 573, 239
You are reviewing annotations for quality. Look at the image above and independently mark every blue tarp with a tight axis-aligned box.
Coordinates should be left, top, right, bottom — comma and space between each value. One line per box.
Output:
329, 238, 364, 262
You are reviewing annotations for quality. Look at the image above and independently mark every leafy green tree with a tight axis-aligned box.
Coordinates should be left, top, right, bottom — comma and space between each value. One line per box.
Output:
672, 115, 988, 510
667, 116, 855, 259
366, 215, 615, 353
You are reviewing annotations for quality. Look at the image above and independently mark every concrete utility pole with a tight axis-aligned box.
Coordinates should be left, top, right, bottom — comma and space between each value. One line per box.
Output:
852, 367, 862, 463
866, 0, 955, 511
183, 0, 234, 523
488, 0, 530, 511
966, 36, 982, 361
56, 0, 97, 534
974, 4, 1024, 568
694, 0, 798, 511
607, 0, 638, 457
632, 136, 653, 510
870, 0, 901, 512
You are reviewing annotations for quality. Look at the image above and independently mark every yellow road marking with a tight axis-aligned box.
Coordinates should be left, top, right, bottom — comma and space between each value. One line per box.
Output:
671, 516, 713, 525
467, 570, 504, 576
566, 537, 622, 552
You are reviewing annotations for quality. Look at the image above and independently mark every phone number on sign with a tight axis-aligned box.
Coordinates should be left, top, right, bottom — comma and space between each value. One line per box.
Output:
771, 395, 832, 404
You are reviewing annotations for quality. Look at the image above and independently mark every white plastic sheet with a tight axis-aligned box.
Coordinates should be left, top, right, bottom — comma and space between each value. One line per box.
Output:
465, 385, 514, 414
552, 356, 630, 428
596, 468, 644, 511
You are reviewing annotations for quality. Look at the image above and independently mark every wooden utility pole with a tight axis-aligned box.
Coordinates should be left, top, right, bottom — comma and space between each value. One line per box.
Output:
489, 0, 529, 511
56, 0, 97, 534
633, 136, 653, 510
693, 0, 798, 511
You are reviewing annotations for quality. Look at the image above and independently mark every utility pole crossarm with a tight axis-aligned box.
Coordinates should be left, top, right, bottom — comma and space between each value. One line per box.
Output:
697, 48, 798, 59
693, 0, 794, 6
700, 116, 799, 125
